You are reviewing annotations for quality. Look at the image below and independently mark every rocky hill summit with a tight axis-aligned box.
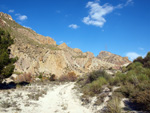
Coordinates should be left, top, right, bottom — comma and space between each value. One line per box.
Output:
97, 51, 131, 68
0, 12, 131, 78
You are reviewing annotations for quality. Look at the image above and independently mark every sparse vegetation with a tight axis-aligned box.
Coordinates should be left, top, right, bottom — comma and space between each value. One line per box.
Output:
108, 52, 150, 111
0, 100, 12, 108
38, 73, 43, 79
107, 97, 122, 113
77, 52, 150, 112
59, 72, 77, 82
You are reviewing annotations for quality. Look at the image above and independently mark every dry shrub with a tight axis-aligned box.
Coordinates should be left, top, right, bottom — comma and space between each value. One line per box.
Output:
59, 75, 69, 82
49, 74, 56, 81
67, 72, 77, 81
131, 90, 150, 111
0, 100, 12, 108
59, 72, 77, 82
107, 97, 122, 113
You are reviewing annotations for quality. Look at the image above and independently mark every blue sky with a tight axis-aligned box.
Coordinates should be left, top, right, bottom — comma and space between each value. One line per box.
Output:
0, 0, 150, 60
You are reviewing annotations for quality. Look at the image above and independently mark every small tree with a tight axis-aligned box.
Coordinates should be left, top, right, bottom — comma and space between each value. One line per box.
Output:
0, 28, 17, 83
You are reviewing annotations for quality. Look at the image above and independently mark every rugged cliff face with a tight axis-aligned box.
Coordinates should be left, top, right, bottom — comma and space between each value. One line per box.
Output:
0, 12, 131, 78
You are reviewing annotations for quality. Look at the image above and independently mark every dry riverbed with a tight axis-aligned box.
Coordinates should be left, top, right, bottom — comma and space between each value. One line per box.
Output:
0, 82, 139, 113
0, 82, 93, 113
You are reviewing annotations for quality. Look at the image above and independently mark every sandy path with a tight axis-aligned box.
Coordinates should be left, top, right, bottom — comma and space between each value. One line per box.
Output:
22, 82, 91, 113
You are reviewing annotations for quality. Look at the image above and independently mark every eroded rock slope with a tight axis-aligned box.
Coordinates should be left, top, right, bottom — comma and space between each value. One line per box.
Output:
0, 12, 131, 78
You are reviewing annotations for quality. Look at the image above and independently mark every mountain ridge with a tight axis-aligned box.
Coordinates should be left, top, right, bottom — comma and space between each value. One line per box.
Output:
0, 12, 131, 78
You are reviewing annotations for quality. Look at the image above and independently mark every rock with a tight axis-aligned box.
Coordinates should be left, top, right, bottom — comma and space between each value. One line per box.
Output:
11, 74, 18, 79
3, 78, 13, 84
97, 51, 131, 66
73, 48, 82, 53
103, 87, 110, 92
86, 52, 94, 58
58, 43, 68, 49
0, 12, 13, 21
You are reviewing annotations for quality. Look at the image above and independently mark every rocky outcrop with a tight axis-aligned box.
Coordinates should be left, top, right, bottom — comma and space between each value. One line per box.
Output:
0, 12, 13, 21
73, 48, 82, 53
97, 51, 131, 66
58, 43, 68, 49
0, 12, 131, 78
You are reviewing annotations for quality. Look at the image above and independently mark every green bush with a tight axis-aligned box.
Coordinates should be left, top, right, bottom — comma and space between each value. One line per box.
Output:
38, 73, 43, 79
85, 70, 111, 85
133, 56, 143, 64
121, 66, 127, 73
143, 68, 150, 78
137, 74, 149, 82
109, 72, 127, 85
118, 83, 135, 97
1, 64, 15, 78
108, 51, 150, 112
0, 28, 17, 82
109, 76, 120, 86
136, 81, 150, 91
82, 77, 107, 96
127, 62, 143, 71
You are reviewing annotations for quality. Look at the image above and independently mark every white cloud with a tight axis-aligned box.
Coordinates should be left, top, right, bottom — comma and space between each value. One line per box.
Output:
15, 13, 20, 16
15, 13, 28, 21
83, 0, 133, 27
18, 15, 27, 21
126, 52, 141, 61
82, 2, 114, 27
115, 4, 124, 9
8, 9, 14, 13
125, 0, 134, 6
68, 24, 79, 29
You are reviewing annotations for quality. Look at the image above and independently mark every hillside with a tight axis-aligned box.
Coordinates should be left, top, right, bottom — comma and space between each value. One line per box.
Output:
0, 12, 131, 78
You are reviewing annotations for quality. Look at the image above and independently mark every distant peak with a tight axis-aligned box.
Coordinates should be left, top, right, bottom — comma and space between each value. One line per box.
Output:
73, 48, 82, 53
58, 43, 68, 49
97, 51, 131, 65
98, 51, 112, 57
99, 51, 111, 54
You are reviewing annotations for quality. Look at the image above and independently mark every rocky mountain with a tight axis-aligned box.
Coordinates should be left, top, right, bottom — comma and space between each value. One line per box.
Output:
97, 51, 131, 69
0, 12, 131, 78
